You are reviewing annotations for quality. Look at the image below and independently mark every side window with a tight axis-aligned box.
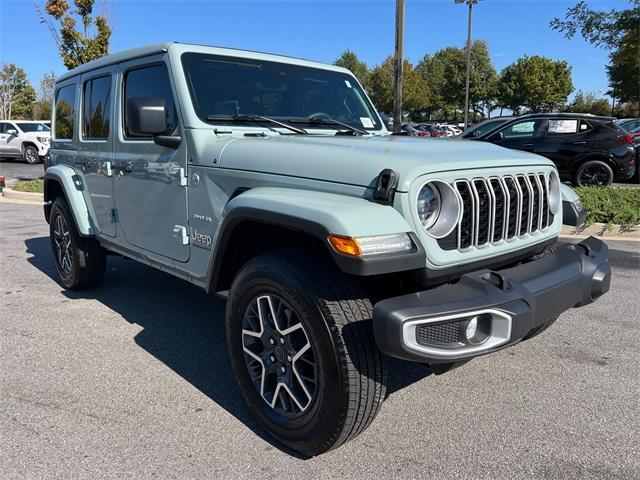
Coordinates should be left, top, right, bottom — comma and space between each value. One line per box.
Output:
0, 123, 6, 134
547, 119, 579, 135
123, 64, 177, 138
54, 84, 77, 140
501, 120, 546, 139
83, 75, 111, 139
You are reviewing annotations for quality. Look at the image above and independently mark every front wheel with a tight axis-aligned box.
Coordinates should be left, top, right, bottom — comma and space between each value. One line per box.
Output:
574, 160, 614, 187
226, 252, 387, 456
23, 145, 40, 164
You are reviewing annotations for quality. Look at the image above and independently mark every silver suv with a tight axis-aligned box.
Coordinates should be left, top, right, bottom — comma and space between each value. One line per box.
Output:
0, 120, 51, 163
44, 43, 610, 456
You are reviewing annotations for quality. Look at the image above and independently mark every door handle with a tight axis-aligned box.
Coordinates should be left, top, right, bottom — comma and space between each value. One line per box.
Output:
573, 141, 587, 145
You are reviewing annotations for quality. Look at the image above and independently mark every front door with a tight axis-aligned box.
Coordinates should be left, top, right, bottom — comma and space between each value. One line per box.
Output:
0, 122, 22, 156
492, 119, 548, 153
77, 68, 116, 237
113, 58, 189, 263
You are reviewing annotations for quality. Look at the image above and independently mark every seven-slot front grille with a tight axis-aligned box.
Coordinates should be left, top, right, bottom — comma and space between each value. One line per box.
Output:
438, 173, 553, 251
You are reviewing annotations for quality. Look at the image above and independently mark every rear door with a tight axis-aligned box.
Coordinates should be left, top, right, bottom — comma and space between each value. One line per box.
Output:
78, 68, 116, 237
536, 118, 592, 175
113, 57, 189, 262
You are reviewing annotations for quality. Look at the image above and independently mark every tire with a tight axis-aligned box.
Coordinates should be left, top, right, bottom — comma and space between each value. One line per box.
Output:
49, 197, 106, 290
23, 145, 40, 164
226, 252, 387, 456
573, 160, 614, 187
524, 241, 560, 340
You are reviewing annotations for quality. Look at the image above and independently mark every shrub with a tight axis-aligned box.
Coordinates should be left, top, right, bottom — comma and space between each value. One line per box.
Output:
574, 186, 640, 228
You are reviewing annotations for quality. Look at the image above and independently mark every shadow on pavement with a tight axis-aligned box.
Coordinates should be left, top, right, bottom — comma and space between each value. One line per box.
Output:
24, 236, 432, 455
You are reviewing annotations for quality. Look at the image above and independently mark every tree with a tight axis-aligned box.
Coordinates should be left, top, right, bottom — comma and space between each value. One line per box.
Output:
498, 56, 574, 113
416, 53, 448, 118
334, 50, 370, 89
566, 91, 612, 116
0, 64, 36, 120
33, 71, 57, 120
551, 0, 640, 104
37, 0, 112, 70
368, 56, 429, 116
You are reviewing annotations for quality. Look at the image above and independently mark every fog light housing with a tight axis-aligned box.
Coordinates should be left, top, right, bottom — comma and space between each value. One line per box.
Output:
464, 314, 492, 345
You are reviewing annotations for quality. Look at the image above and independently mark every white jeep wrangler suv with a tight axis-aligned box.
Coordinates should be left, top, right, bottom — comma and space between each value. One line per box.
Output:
0, 120, 51, 164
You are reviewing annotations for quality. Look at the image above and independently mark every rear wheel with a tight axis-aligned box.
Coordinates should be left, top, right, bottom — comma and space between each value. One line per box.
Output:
23, 145, 40, 164
226, 252, 387, 456
49, 197, 106, 290
574, 160, 614, 187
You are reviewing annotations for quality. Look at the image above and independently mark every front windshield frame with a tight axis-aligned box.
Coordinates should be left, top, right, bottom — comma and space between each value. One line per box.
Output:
181, 52, 384, 133
16, 122, 51, 133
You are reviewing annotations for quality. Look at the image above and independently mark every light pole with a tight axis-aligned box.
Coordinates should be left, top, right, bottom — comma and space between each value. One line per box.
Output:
455, 0, 479, 130
393, 0, 405, 134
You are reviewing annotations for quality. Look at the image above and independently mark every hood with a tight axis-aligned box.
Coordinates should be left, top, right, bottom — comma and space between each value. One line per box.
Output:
216, 134, 555, 192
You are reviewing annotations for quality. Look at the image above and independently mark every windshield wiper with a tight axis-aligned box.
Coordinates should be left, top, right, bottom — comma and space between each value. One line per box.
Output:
289, 116, 368, 136
205, 113, 307, 135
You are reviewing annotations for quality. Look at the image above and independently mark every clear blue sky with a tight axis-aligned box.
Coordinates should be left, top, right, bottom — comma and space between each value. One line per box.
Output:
0, 0, 621, 98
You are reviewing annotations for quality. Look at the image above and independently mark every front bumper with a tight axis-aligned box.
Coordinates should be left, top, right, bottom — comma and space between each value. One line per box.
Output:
373, 237, 611, 364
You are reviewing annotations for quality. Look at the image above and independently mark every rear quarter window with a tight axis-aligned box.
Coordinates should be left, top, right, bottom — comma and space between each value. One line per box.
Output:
54, 84, 77, 140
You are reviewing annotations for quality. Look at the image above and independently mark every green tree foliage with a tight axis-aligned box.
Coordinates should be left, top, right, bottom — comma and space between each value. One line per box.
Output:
33, 71, 57, 120
0, 64, 36, 120
38, 0, 112, 70
334, 50, 370, 89
498, 56, 574, 113
415, 41, 497, 120
551, 0, 640, 103
565, 91, 612, 116
368, 56, 429, 115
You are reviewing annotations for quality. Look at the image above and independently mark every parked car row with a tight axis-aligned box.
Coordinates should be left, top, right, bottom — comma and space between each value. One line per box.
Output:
400, 122, 461, 138
0, 120, 51, 164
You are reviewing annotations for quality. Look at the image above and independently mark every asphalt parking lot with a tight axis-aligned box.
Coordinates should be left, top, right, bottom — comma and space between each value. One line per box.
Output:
0, 159, 44, 184
1, 201, 639, 479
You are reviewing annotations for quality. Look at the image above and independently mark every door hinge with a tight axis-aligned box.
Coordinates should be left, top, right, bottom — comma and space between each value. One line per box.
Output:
173, 225, 189, 245
179, 168, 188, 187
107, 208, 117, 223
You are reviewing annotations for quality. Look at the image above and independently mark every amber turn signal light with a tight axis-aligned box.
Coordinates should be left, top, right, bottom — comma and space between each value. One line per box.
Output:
328, 235, 362, 257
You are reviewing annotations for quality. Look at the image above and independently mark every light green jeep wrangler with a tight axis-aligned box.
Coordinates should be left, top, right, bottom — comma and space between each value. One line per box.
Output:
44, 43, 610, 456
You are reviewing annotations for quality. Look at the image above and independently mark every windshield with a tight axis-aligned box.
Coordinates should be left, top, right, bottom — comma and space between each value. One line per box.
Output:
16, 122, 50, 133
182, 53, 382, 133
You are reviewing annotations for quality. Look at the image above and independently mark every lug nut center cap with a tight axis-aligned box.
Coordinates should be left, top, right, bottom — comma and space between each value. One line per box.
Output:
274, 346, 285, 362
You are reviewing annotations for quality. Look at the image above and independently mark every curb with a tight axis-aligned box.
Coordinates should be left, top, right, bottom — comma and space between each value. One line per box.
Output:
560, 223, 640, 242
1, 188, 44, 204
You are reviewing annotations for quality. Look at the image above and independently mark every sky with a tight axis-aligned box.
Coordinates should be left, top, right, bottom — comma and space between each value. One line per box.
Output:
0, 0, 623, 99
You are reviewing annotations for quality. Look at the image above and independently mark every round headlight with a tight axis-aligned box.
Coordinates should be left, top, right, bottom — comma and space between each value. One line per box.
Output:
415, 180, 461, 238
417, 183, 441, 229
548, 171, 561, 214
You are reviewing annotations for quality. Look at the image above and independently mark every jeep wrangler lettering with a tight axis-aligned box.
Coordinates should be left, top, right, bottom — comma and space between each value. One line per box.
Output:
44, 43, 610, 456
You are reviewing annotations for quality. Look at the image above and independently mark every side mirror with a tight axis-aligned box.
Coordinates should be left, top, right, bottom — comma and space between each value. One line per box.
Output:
489, 131, 504, 143
126, 97, 168, 136
6, 129, 18, 136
